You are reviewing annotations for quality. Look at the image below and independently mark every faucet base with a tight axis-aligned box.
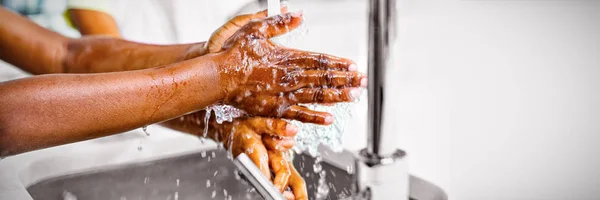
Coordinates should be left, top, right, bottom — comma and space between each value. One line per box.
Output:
356, 148, 409, 200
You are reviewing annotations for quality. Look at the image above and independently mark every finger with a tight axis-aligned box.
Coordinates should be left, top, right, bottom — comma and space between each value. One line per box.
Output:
292, 70, 366, 88
208, 4, 291, 53
290, 88, 361, 104
263, 135, 295, 152
283, 191, 295, 200
279, 51, 358, 71
247, 12, 304, 39
282, 105, 334, 125
268, 150, 292, 192
238, 126, 271, 180
244, 117, 298, 137
288, 162, 308, 200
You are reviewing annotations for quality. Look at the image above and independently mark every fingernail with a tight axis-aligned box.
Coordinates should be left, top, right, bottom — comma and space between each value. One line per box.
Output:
291, 11, 303, 18
281, 1, 288, 7
324, 115, 334, 124
360, 77, 368, 87
348, 63, 358, 71
350, 88, 361, 99
286, 124, 298, 133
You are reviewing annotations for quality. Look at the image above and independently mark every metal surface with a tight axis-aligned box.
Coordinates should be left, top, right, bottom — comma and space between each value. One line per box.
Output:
361, 0, 411, 199
26, 149, 357, 200
233, 153, 284, 200
25, 148, 444, 200
367, 0, 397, 156
357, 148, 408, 199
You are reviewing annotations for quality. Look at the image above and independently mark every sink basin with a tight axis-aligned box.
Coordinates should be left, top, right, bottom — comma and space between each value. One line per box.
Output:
25, 147, 445, 200
26, 149, 356, 200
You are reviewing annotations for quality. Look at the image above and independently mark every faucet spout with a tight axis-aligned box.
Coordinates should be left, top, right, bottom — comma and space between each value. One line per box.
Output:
367, 0, 397, 156
357, 0, 408, 199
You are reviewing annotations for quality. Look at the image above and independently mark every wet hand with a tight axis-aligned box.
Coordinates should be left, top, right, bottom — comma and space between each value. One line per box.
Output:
166, 111, 307, 199
206, 7, 288, 53
212, 12, 367, 125
210, 117, 308, 200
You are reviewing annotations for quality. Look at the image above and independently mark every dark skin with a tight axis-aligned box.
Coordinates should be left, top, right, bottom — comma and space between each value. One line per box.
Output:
68, 7, 312, 199
0, 7, 364, 199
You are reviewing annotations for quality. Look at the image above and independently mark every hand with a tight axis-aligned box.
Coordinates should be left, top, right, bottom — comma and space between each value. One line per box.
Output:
206, 7, 288, 53
161, 111, 307, 200
212, 118, 308, 200
211, 12, 367, 125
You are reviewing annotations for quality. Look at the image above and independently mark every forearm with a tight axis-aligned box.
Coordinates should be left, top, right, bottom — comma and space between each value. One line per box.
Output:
0, 55, 224, 156
0, 7, 207, 75
64, 37, 207, 73
0, 7, 69, 74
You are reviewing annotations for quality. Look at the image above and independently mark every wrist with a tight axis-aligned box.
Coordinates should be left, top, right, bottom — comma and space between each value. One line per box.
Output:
184, 54, 227, 106
182, 42, 208, 61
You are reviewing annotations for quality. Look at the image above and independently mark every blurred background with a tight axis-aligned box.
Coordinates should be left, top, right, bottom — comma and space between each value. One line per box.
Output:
1, 0, 599, 199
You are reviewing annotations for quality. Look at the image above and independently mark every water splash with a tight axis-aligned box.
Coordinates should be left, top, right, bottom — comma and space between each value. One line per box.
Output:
312, 156, 330, 200
207, 104, 246, 124
203, 107, 213, 139
292, 103, 353, 156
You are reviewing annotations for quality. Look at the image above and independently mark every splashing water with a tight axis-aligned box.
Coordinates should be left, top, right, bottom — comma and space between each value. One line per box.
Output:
312, 156, 330, 200
209, 104, 246, 124
203, 107, 213, 139
293, 103, 353, 155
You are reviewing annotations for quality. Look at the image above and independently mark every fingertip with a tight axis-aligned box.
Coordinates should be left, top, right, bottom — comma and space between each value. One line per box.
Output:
350, 88, 361, 100
285, 124, 299, 135
348, 63, 358, 71
324, 114, 334, 125
281, 2, 289, 13
360, 77, 368, 87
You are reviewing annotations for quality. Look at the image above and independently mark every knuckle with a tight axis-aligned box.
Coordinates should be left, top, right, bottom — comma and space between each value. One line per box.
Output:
317, 54, 326, 69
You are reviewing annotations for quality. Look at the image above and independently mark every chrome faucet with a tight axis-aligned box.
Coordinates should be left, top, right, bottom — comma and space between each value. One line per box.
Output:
356, 0, 409, 199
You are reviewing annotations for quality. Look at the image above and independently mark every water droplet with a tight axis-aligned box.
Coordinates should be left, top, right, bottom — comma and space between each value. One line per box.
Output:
201, 151, 207, 158
144, 177, 149, 184
313, 162, 322, 173
176, 179, 180, 187
346, 165, 354, 174
174, 192, 179, 200
203, 108, 212, 138
206, 180, 211, 188
142, 126, 150, 136
211, 191, 216, 198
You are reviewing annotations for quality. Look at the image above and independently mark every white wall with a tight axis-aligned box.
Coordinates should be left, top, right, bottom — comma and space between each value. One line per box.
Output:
373, 0, 600, 199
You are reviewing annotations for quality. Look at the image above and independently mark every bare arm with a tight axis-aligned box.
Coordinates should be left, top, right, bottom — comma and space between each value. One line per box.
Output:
0, 7, 206, 75
0, 7, 223, 156
0, 55, 224, 156
68, 8, 121, 37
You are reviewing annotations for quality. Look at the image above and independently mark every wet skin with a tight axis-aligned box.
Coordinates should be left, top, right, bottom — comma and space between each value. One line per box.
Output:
0, 6, 365, 199
69, 7, 311, 199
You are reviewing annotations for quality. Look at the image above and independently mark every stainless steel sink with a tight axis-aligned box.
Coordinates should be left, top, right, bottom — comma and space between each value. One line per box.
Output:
26, 149, 356, 200
26, 148, 445, 200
